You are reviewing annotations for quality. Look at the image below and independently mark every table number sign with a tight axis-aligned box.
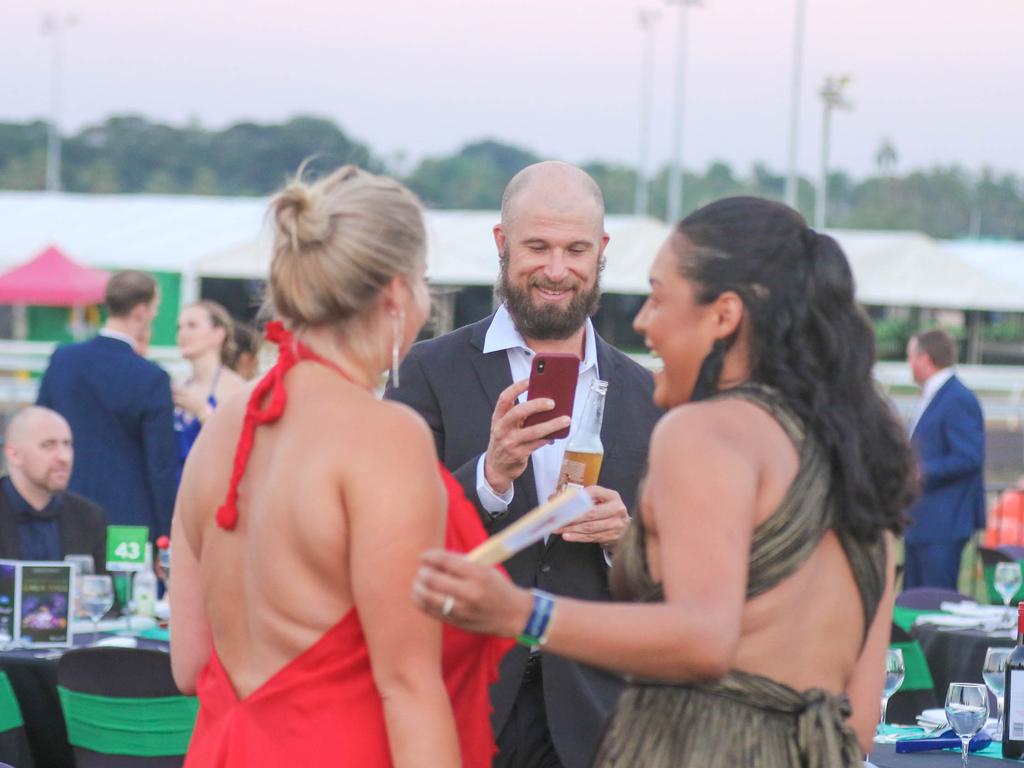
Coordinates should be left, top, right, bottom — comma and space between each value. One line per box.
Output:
106, 526, 149, 572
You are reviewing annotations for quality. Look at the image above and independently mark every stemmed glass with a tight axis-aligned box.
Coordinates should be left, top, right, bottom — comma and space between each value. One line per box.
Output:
879, 648, 905, 732
994, 562, 1022, 617
983, 647, 1011, 740
946, 683, 989, 768
79, 575, 114, 639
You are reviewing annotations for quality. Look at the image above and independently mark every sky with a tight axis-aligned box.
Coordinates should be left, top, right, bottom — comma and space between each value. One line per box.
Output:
3, 0, 1023, 179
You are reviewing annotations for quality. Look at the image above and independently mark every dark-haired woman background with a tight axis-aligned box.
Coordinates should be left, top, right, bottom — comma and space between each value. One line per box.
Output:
413, 196, 917, 766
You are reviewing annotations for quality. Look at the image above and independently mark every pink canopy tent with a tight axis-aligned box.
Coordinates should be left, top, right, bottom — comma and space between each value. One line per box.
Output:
0, 245, 110, 306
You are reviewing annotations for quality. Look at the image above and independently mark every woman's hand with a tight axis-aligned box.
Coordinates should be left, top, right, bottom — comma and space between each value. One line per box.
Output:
172, 382, 209, 420
412, 550, 533, 638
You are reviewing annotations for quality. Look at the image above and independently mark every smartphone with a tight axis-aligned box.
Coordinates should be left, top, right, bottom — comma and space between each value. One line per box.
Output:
522, 353, 579, 440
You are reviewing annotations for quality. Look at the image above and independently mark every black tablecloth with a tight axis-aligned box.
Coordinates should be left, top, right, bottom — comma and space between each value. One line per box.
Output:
0, 632, 169, 768
912, 624, 1016, 713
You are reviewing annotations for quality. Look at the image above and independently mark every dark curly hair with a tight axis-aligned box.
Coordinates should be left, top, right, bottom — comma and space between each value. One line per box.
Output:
673, 196, 917, 540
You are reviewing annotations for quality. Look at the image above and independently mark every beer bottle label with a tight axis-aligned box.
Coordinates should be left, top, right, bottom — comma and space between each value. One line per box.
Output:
559, 459, 586, 491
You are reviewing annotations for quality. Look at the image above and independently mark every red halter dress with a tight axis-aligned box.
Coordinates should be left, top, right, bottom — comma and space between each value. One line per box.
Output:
183, 322, 512, 768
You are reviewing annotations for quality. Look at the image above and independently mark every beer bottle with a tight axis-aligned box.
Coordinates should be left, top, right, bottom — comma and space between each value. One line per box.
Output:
557, 379, 608, 492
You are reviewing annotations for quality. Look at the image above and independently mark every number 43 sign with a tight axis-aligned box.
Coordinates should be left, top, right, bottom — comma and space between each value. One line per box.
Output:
106, 526, 150, 572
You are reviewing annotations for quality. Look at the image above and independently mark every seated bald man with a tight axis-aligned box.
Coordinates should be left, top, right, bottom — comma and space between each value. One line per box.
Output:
0, 406, 107, 569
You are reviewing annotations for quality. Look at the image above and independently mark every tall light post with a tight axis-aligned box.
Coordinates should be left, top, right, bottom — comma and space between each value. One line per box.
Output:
42, 13, 78, 193
816, 75, 852, 230
784, 0, 806, 209
634, 9, 660, 216
665, 0, 702, 224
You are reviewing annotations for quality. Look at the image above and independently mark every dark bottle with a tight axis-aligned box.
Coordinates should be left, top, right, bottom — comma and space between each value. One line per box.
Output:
1003, 602, 1024, 756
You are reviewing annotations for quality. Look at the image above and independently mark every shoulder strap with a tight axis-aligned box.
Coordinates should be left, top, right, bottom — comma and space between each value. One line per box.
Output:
215, 322, 362, 531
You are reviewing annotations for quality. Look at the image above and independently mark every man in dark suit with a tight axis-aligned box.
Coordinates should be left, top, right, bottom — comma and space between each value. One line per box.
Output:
0, 406, 107, 569
904, 328, 986, 589
37, 270, 177, 539
388, 161, 662, 768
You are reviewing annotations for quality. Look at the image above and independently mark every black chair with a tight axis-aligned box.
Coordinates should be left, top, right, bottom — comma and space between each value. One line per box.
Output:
886, 623, 939, 724
1000, 545, 1024, 561
896, 587, 971, 610
56, 647, 196, 768
0, 671, 33, 768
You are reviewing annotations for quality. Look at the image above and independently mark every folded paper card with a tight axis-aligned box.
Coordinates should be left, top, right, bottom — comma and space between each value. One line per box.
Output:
467, 487, 594, 566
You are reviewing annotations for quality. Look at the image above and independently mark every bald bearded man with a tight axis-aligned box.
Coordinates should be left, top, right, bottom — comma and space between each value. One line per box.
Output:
388, 162, 661, 768
0, 407, 107, 569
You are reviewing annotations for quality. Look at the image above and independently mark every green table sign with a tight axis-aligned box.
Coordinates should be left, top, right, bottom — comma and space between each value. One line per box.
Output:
106, 526, 149, 572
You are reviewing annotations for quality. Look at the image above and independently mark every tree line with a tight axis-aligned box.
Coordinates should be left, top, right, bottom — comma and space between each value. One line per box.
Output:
1, 114, 1021, 240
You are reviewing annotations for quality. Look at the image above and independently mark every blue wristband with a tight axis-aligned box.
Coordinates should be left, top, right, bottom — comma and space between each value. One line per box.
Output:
517, 589, 556, 647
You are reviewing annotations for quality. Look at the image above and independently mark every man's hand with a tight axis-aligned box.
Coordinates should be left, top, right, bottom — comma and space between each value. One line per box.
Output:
554, 486, 630, 545
484, 379, 571, 495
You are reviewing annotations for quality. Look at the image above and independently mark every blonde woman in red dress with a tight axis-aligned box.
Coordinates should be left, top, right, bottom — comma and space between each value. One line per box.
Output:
170, 165, 510, 767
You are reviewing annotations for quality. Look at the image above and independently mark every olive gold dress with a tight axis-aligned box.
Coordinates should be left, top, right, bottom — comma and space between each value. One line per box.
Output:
593, 385, 887, 768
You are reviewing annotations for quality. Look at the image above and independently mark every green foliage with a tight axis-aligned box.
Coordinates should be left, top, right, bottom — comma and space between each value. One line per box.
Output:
2, 115, 380, 197
405, 140, 539, 209
0, 116, 1021, 241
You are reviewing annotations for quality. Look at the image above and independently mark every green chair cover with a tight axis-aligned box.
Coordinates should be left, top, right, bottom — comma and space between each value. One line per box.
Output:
983, 564, 1024, 605
0, 672, 24, 732
57, 686, 197, 757
889, 640, 934, 692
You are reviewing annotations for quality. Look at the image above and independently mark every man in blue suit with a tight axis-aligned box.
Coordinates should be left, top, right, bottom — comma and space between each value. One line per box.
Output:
904, 328, 986, 589
37, 270, 177, 539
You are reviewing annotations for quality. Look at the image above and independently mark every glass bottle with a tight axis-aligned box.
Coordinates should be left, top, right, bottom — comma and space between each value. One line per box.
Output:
556, 379, 608, 493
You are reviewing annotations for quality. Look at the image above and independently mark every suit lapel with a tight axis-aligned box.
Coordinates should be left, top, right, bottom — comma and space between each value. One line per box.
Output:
468, 317, 540, 511
913, 375, 956, 438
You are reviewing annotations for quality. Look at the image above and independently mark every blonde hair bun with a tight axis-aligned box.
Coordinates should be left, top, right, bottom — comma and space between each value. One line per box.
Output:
268, 164, 425, 328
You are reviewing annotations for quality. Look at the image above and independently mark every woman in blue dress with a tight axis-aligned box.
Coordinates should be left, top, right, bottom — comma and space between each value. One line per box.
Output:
173, 300, 247, 476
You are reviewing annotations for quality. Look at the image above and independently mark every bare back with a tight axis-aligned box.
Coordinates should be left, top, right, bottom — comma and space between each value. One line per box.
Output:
642, 393, 888, 695
175, 363, 445, 700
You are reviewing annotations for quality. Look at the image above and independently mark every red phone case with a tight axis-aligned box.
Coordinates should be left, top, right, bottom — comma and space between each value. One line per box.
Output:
522, 353, 579, 440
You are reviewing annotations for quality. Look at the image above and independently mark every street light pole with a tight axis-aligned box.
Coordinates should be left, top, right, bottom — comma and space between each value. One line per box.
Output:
665, 0, 701, 224
816, 75, 852, 230
42, 13, 77, 193
634, 9, 660, 217
784, 0, 806, 209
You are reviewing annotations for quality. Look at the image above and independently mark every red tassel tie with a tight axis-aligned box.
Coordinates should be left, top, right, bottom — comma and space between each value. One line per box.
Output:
215, 321, 360, 530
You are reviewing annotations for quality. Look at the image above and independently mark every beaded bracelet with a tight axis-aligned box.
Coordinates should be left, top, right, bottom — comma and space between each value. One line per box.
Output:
516, 589, 556, 647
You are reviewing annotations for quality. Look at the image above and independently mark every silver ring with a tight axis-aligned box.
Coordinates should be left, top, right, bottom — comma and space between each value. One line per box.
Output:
441, 595, 455, 616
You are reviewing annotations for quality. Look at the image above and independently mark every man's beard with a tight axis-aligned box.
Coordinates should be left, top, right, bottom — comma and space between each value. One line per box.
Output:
496, 247, 601, 340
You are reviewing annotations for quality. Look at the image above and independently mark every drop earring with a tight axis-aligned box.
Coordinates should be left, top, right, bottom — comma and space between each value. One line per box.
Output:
390, 309, 404, 388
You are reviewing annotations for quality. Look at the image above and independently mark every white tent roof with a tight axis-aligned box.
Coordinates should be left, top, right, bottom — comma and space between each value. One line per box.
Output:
0, 191, 267, 273
2, 191, 1024, 311
196, 209, 672, 293
831, 229, 1024, 311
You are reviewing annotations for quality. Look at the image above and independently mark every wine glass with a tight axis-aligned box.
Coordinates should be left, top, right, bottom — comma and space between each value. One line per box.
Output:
994, 562, 1022, 615
879, 648, 905, 732
946, 682, 989, 768
64, 555, 95, 620
157, 545, 171, 592
79, 575, 114, 639
983, 647, 1011, 740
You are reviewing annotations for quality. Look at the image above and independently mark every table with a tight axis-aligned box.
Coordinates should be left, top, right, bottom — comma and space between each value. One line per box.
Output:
871, 742, 1024, 765
0, 627, 169, 768
911, 624, 1015, 713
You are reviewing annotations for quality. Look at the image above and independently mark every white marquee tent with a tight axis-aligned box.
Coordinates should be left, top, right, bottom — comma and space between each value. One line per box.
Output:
2, 191, 1023, 312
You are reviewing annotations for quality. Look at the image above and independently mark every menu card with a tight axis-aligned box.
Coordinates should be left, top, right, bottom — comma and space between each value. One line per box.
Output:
0, 560, 74, 648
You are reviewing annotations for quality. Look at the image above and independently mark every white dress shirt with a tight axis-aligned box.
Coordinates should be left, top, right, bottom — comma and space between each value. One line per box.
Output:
910, 366, 955, 435
98, 327, 138, 352
475, 303, 600, 514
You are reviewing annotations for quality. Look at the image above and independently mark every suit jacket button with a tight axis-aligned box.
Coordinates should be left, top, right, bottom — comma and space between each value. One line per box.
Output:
539, 563, 551, 574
